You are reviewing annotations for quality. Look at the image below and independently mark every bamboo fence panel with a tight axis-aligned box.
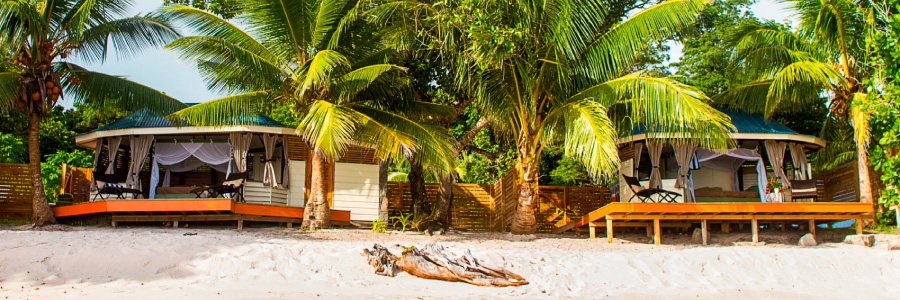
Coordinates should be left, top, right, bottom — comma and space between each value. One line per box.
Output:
0, 163, 33, 220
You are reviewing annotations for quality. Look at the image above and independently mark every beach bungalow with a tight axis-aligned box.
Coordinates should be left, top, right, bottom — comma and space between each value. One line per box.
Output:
554, 109, 874, 243
54, 105, 383, 227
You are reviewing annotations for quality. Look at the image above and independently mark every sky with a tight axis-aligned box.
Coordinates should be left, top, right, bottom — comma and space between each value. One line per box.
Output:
62, 0, 799, 108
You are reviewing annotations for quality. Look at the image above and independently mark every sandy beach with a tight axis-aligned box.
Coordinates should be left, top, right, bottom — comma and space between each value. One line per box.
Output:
1, 226, 899, 299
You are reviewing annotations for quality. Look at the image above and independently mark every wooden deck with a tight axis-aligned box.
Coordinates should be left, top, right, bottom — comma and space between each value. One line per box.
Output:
52, 199, 351, 229
551, 202, 874, 245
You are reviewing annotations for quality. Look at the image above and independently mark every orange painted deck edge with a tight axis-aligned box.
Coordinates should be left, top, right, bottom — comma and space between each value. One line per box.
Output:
53, 199, 352, 222
572, 202, 874, 229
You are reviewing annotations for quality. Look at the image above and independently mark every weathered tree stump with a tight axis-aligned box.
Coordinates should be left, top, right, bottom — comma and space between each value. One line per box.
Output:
362, 243, 528, 287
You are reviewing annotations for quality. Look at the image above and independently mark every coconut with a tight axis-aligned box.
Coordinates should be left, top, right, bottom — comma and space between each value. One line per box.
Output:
45, 81, 54, 88
53, 86, 60, 94
31, 92, 41, 101
16, 101, 25, 109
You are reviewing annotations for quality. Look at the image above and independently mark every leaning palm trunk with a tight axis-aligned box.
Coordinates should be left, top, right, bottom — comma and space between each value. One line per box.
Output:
28, 112, 55, 225
857, 145, 876, 225
302, 151, 331, 230
431, 173, 454, 224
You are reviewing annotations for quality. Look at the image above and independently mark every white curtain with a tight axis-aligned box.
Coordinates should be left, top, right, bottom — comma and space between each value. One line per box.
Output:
673, 142, 698, 202
105, 136, 122, 174
230, 133, 252, 172
160, 157, 230, 187
765, 141, 789, 188
126, 135, 154, 189
90, 140, 103, 191
282, 135, 290, 188
696, 148, 769, 202
789, 143, 809, 180
262, 134, 278, 187
149, 142, 234, 199
647, 142, 664, 189
633, 142, 643, 177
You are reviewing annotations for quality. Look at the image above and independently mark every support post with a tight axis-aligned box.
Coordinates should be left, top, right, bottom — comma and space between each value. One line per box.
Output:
606, 218, 613, 243
238, 219, 244, 231
751, 219, 759, 243
653, 218, 661, 245
780, 221, 786, 232
701, 219, 708, 246
111, 220, 117, 228
808, 219, 816, 237
173, 220, 179, 228
287, 222, 293, 229
722, 221, 730, 233
589, 223, 596, 239
855, 218, 863, 235
646, 224, 653, 238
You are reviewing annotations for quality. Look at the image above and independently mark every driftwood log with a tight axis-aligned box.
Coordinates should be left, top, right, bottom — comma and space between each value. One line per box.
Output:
363, 243, 528, 287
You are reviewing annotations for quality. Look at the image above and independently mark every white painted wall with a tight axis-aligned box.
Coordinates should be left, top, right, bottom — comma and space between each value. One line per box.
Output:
332, 162, 379, 221
288, 160, 306, 207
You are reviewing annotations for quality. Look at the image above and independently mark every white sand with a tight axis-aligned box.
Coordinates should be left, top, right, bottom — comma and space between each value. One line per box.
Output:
1, 226, 899, 299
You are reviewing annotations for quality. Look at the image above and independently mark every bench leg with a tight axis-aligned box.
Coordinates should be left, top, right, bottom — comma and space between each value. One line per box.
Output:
809, 219, 816, 237
855, 218, 863, 235
237, 219, 244, 231
701, 219, 708, 246
653, 219, 661, 245
606, 218, 613, 243
173, 221, 179, 228
751, 219, 759, 243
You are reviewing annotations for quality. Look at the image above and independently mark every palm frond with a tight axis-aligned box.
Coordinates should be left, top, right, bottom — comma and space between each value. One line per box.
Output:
0, 71, 22, 113
166, 36, 286, 93
849, 93, 870, 153
72, 13, 180, 64
578, 0, 706, 82
161, 5, 277, 62
538, 99, 618, 181
333, 64, 406, 101
572, 71, 735, 150
242, 0, 316, 61
167, 91, 274, 127
298, 49, 350, 95
766, 60, 847, 115
350, 105, 456, 173
0, 1, 47, 48
297, 100, 360, 160
56, 62, 187, 115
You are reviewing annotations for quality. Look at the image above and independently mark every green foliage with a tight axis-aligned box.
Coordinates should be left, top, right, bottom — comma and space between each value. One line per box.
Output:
390, 211, 413, 232
163, 0, 239, 19
371, 218, 388, 233
40, 150, 93, 203
0, 133, 26, 163
868, 0, 900, 226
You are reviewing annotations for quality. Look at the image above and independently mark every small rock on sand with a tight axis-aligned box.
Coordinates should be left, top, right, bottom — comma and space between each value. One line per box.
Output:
843, 235, 875, 247
798, 234, 817, 247
691, 228, 703, 244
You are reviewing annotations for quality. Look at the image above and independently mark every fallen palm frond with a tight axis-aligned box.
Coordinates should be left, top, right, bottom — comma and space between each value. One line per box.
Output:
362, 243, 528, 287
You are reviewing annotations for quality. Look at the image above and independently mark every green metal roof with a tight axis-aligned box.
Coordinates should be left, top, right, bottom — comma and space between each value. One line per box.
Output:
90, 103, 291, 133
629, 108, 803, 136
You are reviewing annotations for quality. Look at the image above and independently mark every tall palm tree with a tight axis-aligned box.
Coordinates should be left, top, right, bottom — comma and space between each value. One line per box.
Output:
719, 0, 879, 205
0, 0, 185, 225
456, 0, 735, 234
162, 0, 453, 230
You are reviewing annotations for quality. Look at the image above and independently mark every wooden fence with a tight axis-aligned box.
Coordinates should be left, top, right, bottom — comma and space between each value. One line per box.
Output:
0, 163, 33, 220
388, 169, 611, 232
814, 160, 882, 203
60, 163, 94, 203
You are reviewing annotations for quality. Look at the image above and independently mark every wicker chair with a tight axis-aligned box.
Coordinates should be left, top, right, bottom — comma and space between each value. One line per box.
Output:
790, 179, 818, 202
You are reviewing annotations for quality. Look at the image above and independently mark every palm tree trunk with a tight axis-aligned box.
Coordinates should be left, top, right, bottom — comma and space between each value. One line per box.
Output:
408, 160, 430, 219
301, 151, 330, 230
857, 146, 876, 226
511, 142, 538, 234
431, 173, 453, 225
28, 112, 56, 226
378, 160, 389, 222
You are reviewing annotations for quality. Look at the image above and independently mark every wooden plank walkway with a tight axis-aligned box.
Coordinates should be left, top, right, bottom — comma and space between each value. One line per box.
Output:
551, 202, 874, 245
52, 199, 351, 229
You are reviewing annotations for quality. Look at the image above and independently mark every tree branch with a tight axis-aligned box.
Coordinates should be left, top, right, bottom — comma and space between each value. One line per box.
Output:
466, 145, 499, 160
454, 117, 491, 154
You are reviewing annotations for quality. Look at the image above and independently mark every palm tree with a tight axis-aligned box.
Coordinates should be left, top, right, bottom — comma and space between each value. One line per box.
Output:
719, 0, 879, 205
454, 0, 735, 234
0, 0, 185, 225
162, 0, 453, 230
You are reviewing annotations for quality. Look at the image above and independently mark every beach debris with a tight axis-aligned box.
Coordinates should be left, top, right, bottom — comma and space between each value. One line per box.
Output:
798, 233, 817, 247
362, 243, 528, 287
843, 235, 875, 247
183, 233, 198, 236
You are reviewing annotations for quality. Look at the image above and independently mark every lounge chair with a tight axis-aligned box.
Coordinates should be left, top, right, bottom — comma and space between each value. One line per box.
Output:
92, 171, 143, 200
789, 179, 818, 202
212, 171, 249, 202
622, 175, 681, 203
